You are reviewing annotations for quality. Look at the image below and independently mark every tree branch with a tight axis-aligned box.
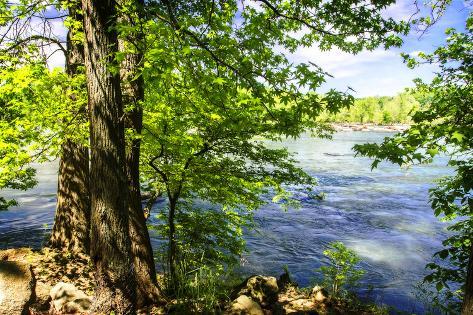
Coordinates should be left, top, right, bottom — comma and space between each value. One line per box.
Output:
1, 34, 67, 55
255, 0, 337, 36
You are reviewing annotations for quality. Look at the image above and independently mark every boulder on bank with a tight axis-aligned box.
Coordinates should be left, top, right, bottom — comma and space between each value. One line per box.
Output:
232, 275, 279, 307
50, 282, 92, 314
0, 247, 95, 314
310, 285, 328, 303
276, 285, 320, 314
32, 282, 52, 311
225, 295, 264, 315
0, 259, 35, 315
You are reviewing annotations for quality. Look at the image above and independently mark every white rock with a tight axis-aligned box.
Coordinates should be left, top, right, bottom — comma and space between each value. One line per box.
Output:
234, 275, 279, 307
50, 282, 92, 313
311, 285, 328, 302
225, 295, 264, 315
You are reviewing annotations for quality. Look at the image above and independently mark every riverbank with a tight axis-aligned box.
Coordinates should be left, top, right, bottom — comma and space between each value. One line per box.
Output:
1, 247, 390, 314
331, 123, 409, 132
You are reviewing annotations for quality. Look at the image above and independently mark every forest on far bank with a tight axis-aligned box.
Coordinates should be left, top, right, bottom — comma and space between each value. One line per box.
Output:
322, 92, 419, 124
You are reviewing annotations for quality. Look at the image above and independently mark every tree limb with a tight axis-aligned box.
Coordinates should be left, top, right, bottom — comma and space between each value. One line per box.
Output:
1, 34, 67, 55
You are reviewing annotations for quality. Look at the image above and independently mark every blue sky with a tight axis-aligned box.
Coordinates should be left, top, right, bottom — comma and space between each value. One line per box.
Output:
42, 0, 470, 97
296, 0, 471, 97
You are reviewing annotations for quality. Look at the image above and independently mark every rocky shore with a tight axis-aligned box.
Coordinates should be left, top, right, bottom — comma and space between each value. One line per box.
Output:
331, 123, 409, 132
0, 248, 386, 314
0, 247, 94, 314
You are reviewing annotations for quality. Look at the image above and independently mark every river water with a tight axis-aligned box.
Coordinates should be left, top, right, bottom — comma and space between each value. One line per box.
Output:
0, 131, 452, 313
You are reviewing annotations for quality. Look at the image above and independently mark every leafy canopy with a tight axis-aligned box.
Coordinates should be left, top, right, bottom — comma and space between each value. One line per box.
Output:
0, 52, 87, 210
0, 0, 87, 210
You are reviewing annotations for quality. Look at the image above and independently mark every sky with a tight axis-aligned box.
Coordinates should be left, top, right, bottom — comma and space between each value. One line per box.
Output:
42, 0, 472, 97
303, 0, 471, 97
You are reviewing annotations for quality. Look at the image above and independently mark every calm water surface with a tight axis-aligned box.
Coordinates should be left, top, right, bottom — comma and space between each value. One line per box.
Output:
0, 131, 452, 313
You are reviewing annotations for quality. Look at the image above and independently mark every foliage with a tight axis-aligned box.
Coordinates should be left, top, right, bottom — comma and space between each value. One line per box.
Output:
154, 208, 246, 313
317, 241, 365, 297
160, 258, 231, 313
152, 204, 252, 276
136, 0, 411, 288
422, 167, 472, 314
414, 281, 460, 315
0, 54, 87, 210
0, 0, 87, 210
354, 13, 473, 312
320, 92, 420, 124
170, 205, 251, 268
1, 1, 412, 308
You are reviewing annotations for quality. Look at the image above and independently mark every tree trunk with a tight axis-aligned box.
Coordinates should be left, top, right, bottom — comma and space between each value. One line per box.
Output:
81, 0, 136, 313
462, 245, 473, 314
118, 0, 161, 305
50, 6, 90, 256
50, 140, 90, 254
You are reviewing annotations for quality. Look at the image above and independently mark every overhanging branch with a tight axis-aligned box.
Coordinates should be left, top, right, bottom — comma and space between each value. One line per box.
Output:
1, 34, 67, 55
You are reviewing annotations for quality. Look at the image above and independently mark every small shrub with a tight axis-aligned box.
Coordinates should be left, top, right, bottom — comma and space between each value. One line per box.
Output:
168, 260, 228, 313
317, 241, 365, 298
153, 205, 250, 313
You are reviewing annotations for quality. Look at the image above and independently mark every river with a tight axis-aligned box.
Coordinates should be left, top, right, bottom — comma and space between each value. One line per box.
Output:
0, 131, 452, 313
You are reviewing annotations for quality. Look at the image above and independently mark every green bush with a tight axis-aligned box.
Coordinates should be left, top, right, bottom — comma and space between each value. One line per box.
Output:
164, 259, 229, 313
153, 204, 250, 312
317, 241, 365, 298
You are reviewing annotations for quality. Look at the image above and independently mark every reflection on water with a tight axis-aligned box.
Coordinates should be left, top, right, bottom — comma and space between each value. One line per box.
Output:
0, 131, 452, 313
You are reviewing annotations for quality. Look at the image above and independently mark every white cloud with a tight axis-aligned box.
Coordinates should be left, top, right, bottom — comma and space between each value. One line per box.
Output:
26, 17, 67, 69
241, 0, 264, 12
382, 0, 418, 21
288, 46, 398, 78
0, 12, 67, 69
49, 19, 68, 40
45, 47, 66, 69
409, 50, 422, 56
281, 42, 439, 97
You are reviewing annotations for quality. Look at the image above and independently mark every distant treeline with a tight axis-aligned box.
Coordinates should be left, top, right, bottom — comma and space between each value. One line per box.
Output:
321, 92, 419, 124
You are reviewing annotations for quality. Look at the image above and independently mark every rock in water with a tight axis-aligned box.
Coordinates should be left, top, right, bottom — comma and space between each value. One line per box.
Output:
50, 282, 92, 313
0, 260, 35, 315
232, 275, 279, 307
225, 295, 264, 315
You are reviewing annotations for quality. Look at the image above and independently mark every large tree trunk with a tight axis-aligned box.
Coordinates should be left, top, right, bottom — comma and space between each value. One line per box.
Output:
50, 140, 90, 254
50, 6, 90, 255
126, 117, 161, 306
462, 245, 473, 314
81, 0, 136, 313
118, 0, 161, 305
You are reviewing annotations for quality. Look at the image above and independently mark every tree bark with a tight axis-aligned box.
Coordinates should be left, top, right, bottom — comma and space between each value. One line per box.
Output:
81, 0, 136, 313
50, 140, 90, 254
50, 6, 90, 256
118, 0, 161, 306
462, 245, 473, 314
